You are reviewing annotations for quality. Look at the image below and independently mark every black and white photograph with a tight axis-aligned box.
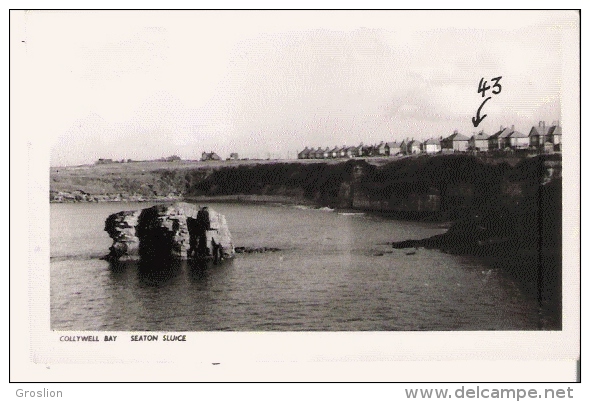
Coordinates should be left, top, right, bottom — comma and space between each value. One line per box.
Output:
10, 8, 580, 382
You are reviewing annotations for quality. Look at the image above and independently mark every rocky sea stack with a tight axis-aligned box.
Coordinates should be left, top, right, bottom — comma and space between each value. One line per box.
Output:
104, 202, 234, 262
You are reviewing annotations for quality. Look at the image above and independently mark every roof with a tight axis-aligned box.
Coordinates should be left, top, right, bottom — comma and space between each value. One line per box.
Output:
547, 125, 562, 136
488, 127, 513, 139
471, 131, 490, 140
407, 140, 422, 146
508, 130, 527, 138
424, 138, 441, 145
386, 141, 401, 148
529, 125, 548, 137
445, 131, 470, 141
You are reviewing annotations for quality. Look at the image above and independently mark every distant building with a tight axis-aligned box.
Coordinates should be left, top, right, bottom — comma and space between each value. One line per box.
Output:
314, 147, 326, 159
353, 143, 364, 157
329, 146, 340, 158
507, 130, 529, 150
529, 121, 550, 149
422, 138, 442, 154
339, 146, 348, 158
201, 152, 221, 161
469, 131, 490, 151
441, 130, 469, 152
489, 126, 508, 151
343, 145, 357, 158
400, 139, 408, 155
96, 158, 114, 165
298, 147, 311, 159
546, 122, 562, 151
385, 141, 402, 156
406, 139, 422, 154
229, 153, 239, 160
500, 129, 514, 149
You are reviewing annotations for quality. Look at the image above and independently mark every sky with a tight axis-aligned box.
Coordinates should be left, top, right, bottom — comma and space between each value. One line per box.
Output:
12, 10, 578, 166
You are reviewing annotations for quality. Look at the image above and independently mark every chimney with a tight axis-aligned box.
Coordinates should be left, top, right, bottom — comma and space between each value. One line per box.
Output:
511, 125, 514, 131
453, 129, 458, 134
500, 125, 504, 130
539, 121, 543, 128
557, 120, 560, 127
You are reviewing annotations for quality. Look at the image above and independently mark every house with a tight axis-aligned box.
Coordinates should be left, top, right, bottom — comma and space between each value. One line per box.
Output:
229, 153, 239, 160
339, 146, 348, 158
313, 147, 325, 159
298, 147, 311, 159
469, 131, 490, 151
343, 145, 358, 158
441, 130, 470, 152
488, 126, 510, 151
498, 126, 516, 150
361, 144, 376, 157
323, 147, 331, 159
507, 130, 529, 150
422, 138, 441, 154
406, 139, 422, 154
344, 144, 362, 158
400, 139, 408, 155
385, 141, 402, 156
307, 147, 316, 159
547, 122, 562, 151
489, 125, 530, 151
201, 152, 221, 161
376, 142, 387, 156
329, 146, 340, 158
529, 121, 550, 149
354, 143, 364, 157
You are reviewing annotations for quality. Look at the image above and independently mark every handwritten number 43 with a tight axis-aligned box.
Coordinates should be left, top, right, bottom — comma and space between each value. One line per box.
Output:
478, 76, 502, 97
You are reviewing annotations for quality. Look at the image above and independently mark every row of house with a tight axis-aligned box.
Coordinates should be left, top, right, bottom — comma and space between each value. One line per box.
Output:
298, 121, 562, 159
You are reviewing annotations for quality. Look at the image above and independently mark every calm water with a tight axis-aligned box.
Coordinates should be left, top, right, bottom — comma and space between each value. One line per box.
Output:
51, 202, 545, 331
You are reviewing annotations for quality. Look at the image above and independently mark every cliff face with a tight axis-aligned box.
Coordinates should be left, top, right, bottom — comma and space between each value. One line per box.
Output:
183, 154, 561, 219
52, 154, 561, 220
104, 202, 235, 261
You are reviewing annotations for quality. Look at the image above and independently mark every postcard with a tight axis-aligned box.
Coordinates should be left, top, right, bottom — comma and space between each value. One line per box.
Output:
10, 8, 580, 382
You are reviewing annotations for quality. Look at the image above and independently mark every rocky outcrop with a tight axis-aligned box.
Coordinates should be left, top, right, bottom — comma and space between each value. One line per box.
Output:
104, 202, 234, 261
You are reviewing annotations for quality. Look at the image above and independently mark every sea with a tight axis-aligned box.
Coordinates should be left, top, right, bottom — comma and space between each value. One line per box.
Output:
50, 202, 553, 331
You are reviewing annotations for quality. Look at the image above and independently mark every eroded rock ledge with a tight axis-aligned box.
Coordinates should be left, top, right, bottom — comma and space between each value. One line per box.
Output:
104, 202, 234, 261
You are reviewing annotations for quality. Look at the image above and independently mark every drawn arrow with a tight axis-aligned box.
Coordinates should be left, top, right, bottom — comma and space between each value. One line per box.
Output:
472, 96, 491, 127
